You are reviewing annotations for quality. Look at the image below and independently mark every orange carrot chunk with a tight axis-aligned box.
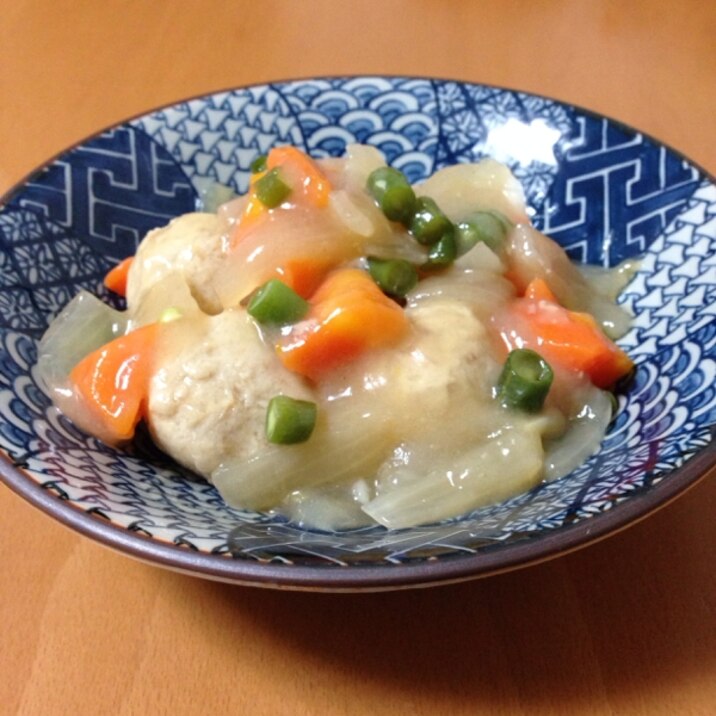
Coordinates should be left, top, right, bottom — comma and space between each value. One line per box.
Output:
278, 268, 409, 380
103, 257, 134, 297
275, 258, 335, 299
231, 147, 332, 248
267, 146, 332, 208
500, 278, 633, 388
68, 323, 160, 443
524, 277, 557, 303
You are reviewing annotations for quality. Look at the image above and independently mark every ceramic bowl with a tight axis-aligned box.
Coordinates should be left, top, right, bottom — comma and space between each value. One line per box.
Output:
1, 76, 714, 591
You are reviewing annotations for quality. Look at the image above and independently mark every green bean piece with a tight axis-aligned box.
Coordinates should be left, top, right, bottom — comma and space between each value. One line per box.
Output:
455, 210, 510, 256
422, 230, 457, 270
496, 348, 554, 413
250, 154, 268, 173
366, 167, 416, 225
367, 257, 418, 297
158, 306, 183, 323
409, 196, 453, 246
266, 396, 318, 445
254, 168, 291, 208
247, 279, 309, 325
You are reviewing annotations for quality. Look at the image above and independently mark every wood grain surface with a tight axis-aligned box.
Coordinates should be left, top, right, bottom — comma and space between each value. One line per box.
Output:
1, 2, 714, 714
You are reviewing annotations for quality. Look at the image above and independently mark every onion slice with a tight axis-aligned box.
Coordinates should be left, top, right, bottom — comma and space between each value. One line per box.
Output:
36, 290, 127, 392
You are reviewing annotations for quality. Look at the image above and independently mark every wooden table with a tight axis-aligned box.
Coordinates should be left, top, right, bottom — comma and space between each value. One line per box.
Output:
1, 2, 714, 714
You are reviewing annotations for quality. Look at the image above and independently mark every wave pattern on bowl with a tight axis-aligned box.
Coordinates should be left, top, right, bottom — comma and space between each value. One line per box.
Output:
0, 77, 713, 574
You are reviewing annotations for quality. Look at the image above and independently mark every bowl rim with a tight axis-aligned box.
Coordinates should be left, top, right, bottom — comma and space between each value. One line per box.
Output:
1, 73, 714, 205
2, 438, 714, 591
0, 75, 714, 591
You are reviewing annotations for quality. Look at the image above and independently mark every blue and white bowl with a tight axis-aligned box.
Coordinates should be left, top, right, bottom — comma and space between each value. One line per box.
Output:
1, 76, 714, 590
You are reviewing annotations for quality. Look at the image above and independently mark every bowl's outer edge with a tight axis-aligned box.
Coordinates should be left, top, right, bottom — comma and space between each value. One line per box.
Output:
0, 75, 714, 590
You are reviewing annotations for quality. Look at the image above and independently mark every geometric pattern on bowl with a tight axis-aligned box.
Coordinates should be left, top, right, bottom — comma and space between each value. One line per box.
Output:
0, 77, 713, 582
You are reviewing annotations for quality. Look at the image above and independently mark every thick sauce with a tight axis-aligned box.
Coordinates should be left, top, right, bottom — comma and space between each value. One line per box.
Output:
37, 145, 633, 530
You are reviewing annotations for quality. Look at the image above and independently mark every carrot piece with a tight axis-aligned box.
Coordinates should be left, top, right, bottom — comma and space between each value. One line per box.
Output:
103, 257, 133, 297
241, 195, 267, 227
500, 279, 633, 388
524, 277, 557, 303
275, 258, 334, 299
68, 323, 160, 443
267, 146, 332, 208
278, 268, 409, 380
231, 147, 330, 247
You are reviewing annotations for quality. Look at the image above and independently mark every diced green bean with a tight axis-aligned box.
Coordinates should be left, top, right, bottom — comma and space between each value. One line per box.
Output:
266, 396, 317, 445
366, 167, 416, 225
247, 279, 309, 325
422, 230, 457, 270
367, 257, 418, 297
496, 348, 553, 413
254, 168, 291, 208
409, 196, 453, 246
455, 210, 511, 256
250, 154, 268, 173
158, 306, 183, 323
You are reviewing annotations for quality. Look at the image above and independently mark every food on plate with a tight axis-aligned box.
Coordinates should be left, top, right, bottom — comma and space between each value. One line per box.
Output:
37, 144, 635, 530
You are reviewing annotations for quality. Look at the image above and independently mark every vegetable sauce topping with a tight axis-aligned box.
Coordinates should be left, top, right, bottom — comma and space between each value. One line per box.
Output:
37, 145, 635, 530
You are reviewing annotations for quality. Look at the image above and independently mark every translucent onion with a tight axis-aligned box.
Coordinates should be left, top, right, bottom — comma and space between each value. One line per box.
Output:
414, 159, 529, 224
507, 224, 632, 338
342, 143, 387, 192
330, 184, 428, 263
278, 481, 373, 531
36, 290, 128, 392
209, 207, 364, 309
130, 273, 200, 327
363, 427, 544, 529
543, 382, 613, 481
195, 179, 238, 213
577, 261, 638, 300
407, 263, 514, 322
211, 409, 396, 511
328, 189, 375, 237
455, 241, 505, 273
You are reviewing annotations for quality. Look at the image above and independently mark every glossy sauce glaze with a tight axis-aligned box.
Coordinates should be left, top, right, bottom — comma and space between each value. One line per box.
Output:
37, 145, 635, 530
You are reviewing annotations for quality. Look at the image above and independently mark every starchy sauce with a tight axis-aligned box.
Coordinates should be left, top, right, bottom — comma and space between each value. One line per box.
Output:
37, 145, 634, 530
